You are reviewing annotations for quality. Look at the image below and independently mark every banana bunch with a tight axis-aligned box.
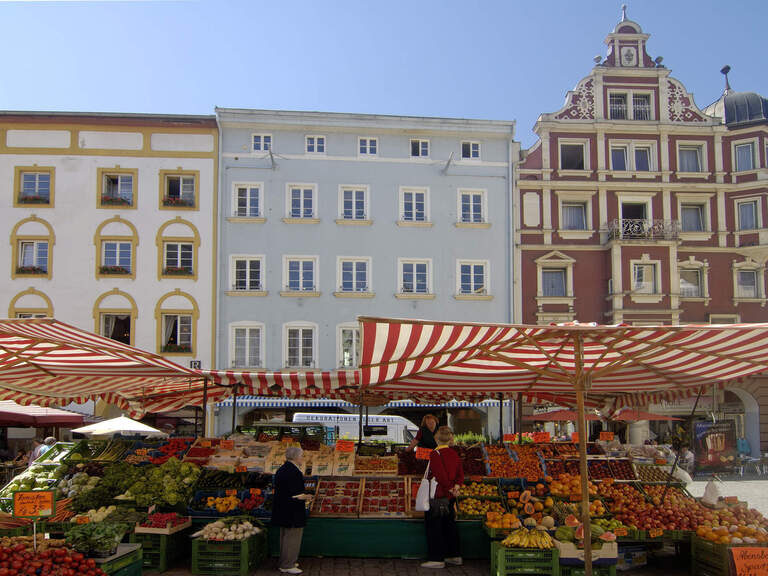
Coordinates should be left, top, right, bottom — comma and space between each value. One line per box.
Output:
501, 528, 554, 549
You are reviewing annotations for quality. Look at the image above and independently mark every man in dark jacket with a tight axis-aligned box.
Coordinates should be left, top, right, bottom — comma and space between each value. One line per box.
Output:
272, 447, 311, 574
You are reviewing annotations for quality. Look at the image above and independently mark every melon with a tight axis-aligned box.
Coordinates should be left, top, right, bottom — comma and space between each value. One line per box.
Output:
541, 516, 556, 529
523, 517, 537, 528
599, 532, 616, 542
511, 520, 522, 530
565, 514, 580, 527
575, 524, 585, 540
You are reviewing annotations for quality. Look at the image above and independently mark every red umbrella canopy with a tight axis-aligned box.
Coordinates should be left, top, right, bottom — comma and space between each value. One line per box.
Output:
524, 409, 599, 422
612, 408, 682, 421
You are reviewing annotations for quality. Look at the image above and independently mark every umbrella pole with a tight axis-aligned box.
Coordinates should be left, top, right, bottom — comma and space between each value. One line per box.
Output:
358, 398, 364, 448
231, 384, 238, 435
516, 396, 523, 445
201, 378, 208, 437
575, 377, 593, 575
498, 393, 503, 445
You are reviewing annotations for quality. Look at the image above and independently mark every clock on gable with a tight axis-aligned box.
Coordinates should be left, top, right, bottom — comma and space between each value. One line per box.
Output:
620, 46, 637, 67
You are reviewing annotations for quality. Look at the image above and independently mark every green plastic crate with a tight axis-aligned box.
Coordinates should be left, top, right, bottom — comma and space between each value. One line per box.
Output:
490, 541, 560, 576
191, 531, 267, 576
484, 523, 511, 540
130, 529, 190, 573
559, 566, 615, 576
109, 559, 142, 576
95, 546, 143, 575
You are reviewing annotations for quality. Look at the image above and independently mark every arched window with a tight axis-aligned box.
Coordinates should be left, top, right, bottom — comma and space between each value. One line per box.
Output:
155, 217, 200, 281
155, 289, 199, 356
93, 216, 139, 279
10, 215, 55, 279
8, 288, 53, 318
93, 288, 138, 346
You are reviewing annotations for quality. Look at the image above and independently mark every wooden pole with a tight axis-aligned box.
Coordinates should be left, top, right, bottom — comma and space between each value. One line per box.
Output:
231, 384, 238, 435
201, 378, 208, 437
516, 395, 523, 444
498, 393, 503, 444
575, 334, 593, 576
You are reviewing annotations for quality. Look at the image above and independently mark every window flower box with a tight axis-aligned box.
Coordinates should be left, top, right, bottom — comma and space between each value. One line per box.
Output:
16, 266, 46, 275
99, 265, 130, 275
100, 195, 132, 207
162, 344, 192, 354
162, 197, 195, 208
163, 266, 193, 276
18, 195, 50, 205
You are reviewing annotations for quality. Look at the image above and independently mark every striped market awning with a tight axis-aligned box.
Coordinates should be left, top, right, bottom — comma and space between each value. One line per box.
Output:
215, 396, 513, 409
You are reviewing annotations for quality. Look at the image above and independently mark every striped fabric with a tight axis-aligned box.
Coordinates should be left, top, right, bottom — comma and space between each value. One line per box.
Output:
359, 317, 768, 405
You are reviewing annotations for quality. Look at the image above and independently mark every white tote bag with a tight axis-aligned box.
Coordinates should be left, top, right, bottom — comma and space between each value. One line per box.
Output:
414, 461, 437, 512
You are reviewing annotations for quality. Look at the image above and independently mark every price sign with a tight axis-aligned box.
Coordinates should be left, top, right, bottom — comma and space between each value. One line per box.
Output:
648, 528, 664, 538
469, 476, 483, 483
415, 447, 433, 460
569, 495, 582, 502
281, 437, 294, 444
225, 489, 238, 497
614, 526, 628, 537
13, 490, 55, 519
235, 466, 247, 473
725, 496, 739, 504
571, 432, 579, 443
75, 516, 90, 524
599, 431, 615, 442
221, 440, 235, 450
335, 440, 355, 453
533, 432, 551, 443
731, 547, 768, 576
503, 433, 517, 443
200, 440, 212, 448
148, 505, 156, 515
250, 488, 261, 496
135, 449, 149, 456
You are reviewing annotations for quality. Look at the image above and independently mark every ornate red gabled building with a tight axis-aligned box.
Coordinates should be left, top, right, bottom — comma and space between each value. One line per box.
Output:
516, 9, 768, 452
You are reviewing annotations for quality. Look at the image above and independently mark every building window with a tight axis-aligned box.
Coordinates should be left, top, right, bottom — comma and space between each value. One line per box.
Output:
339, 259, 369, 292
340, 187, 367, 220
680, 204, 704, 232
9, 287, 53, 318
231, 256, 263, 291
98, 171, 135, 208
286, 258, 316, 292
462, 141, 480, 159
16, 313, 46, 319
410, 139, 429, 157
678, 145, 703, 173
359, 138, 377, 156
679, 269, 702, 298
400, 259, 431, 294
100, 241, 132, 275
561, 202, 587, 230
560, 143, 585, 170
285, 325, 315, 368
161, 314, 192, 353
609, 93, 651, 120
459, 189, 485, 224
632, 94, 651, 120
231, 324, 263, 368
101, 313, 131, 345
737, 270, 758, 299
738, 200, 758, 231
17, 241, 48, 275
16, 169, 53, 206
288, 185, 315, 219
233, 184, 262, 218
400, 187, 428, 222
632, 263, 658, 294
339, 325, 360, 368
306, 136, 325, 154
252, 134, 272, 152
161, 172, 197, 208
163, 242, 194, 276
458, 261, 487, 295
610, 142, 655, 172
611, 146, 628, 171
609, 94, 627, 120
735, 142, 755, 172
541, 269, 566, 297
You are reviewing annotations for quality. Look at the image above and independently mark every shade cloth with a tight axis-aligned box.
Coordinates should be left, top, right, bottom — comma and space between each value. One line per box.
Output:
524, 409, 599, 422
0, 400, 84, 427
72, 415, 166, 437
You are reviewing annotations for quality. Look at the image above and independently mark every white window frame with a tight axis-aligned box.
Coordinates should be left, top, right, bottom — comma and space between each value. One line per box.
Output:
17, 240, 49, 274
608, 140, 657, 174
251, 133, 272, 152
461, 141, 481, 160
735, 196, 762, 233
163, 174, 196, 206
534, 251, 576, 312
161, 313, 193, 352
398, 186, 430, 224
336, 257, 372, 293
410, 139, 430, 158
229, 254, 265, 292
457, 188, 487, 225
677, 256, 710, 303
305, 135, 326, 154
555, 191, 595, 239
732, 138, 758, 173
358, 137, 378, 157
163, 242, 194, 274
733, 259, 765, 303
397, 258, 433, 296
676, 141, 709, 176
285, 183, 317, 220
229, 321, 265, 369
558, 138, 590, 173
709, 314, 740, 324
101, 240, 132, 273
456, 259, 490, 297
676, 192, 714, 240
231, 182, 264, 218
337, 323, 361, 369
616, 191, 655, 224
101, 173, 134, 207
629, 254, 663, 303
607, 90, 654, 121
282, 255, 319, 293
338, 185, 370, 221
283, 321, 318, 369
19, 171, 52, 203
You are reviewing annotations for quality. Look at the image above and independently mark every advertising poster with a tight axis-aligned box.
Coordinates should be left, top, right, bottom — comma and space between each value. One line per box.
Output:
694, 419, 737, 470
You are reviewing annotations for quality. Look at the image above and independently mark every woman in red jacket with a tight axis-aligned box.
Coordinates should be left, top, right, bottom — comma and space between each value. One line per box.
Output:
421, 426, 463, 569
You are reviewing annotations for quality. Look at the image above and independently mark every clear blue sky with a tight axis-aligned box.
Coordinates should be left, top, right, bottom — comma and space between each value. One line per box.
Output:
1, 0, 766, 147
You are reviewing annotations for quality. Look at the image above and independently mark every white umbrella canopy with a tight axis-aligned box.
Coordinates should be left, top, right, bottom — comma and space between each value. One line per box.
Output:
72, 415, 167, 438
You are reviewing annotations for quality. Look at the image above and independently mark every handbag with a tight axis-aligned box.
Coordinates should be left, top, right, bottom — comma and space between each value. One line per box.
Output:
414, 461, 437, 511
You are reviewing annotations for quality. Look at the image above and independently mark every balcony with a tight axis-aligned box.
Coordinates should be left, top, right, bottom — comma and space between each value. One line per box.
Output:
607, 219, 680, 241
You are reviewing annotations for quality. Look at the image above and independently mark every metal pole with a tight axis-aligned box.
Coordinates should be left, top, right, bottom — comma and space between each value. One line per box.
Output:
498, 393, 504, 444
231, 384, 238, 435
662, 385, 704, 504
517, 395, 524, 445
574, 334, 592, 576
201, 378, 208, 437
358, 398, 364, 448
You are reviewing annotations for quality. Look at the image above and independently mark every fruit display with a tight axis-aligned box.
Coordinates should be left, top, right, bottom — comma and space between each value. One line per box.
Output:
587, 460, 612, 480
190, 517, 262, 541
125, 437, 195, 465
0, 539, 108, 575
190, 490, 267, 515
360, 479, 406, 516
395, 449, 428, 476
312, 479, 361, 516
594, 517, 631, 534
505, 446, 546, 481
354, 455, 398, 475
589, 499, 606, 517
538, 444, 559, 459
597, 481, 646, 518
554, 522, 616, 548
506, 489, 553, 519
696, 524, 768, 545
636, 465, 677, 483
454, 445, 487, 476
458, 497, 505, 517
501, 527, 554, 549
486, 511, 522, 532
459, 481, 498, 497
549, 474, 598, 499
139, 512, 189, 530
609, 460, 636, 480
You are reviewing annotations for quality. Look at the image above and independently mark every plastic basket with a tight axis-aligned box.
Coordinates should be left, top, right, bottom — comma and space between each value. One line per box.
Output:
130, 529, 189, 572
490, 541, 560, 576
191, 531, 268, 576
34, 442, 74, 464
95, 545, 143, 575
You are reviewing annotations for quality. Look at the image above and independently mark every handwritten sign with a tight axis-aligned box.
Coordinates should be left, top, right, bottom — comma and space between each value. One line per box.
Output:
571, 432, 579, 443
135, 449, 149, 456
281, 437, 294, 444
599, 431, 615, 442
533, 432, 551, 443
225, 489, 238, 497
731, 547, 768, 576
503, 434, 517, 443
235, 466, 247, 473
221, 440, 235, 450
415, 447, 433, 460
648, 528, 664, 538
200, 440, 212, 448
75, 516, 90, 524
335, 440, 355, 453
250, 488, 261, 496
13, 490, 55, 519
614, 526, 628, 537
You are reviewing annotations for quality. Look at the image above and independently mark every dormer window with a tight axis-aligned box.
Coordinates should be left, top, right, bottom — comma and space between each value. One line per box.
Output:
609, 94, 627, 120
608, 92, 653, 120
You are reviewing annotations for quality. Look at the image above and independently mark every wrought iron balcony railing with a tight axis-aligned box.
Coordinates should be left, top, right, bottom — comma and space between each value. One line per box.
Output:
607, 219, 680, 241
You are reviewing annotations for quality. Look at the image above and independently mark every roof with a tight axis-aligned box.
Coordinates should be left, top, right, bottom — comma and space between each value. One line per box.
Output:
0, 110, 217, 128
0, 401, 84, 427
705, 91, 768, 127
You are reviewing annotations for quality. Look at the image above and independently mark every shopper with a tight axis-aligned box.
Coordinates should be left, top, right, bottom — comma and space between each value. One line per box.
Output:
680, 445, 695, 474
272, 446, 312, 575
408, 414, 439, 451
421, 426, 463, 569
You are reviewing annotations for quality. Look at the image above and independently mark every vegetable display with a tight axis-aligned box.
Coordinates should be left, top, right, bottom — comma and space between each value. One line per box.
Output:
191, 517, 261, 541
65, 523, 128, 556
118, 458, 200, 507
